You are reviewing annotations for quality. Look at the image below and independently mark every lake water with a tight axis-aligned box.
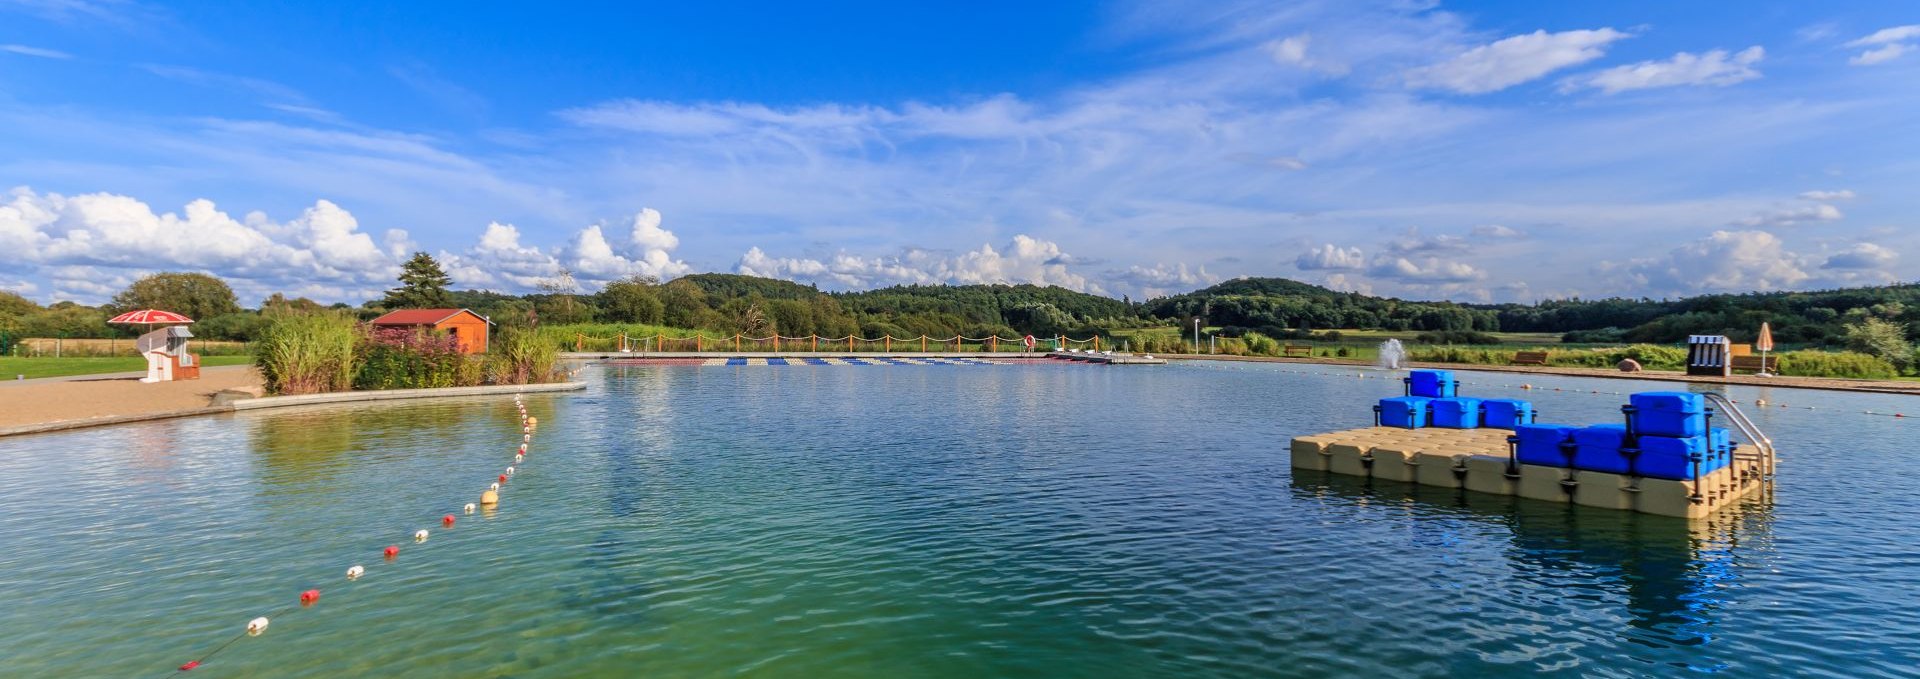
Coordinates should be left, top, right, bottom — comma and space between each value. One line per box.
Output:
2, 361, 1918, 677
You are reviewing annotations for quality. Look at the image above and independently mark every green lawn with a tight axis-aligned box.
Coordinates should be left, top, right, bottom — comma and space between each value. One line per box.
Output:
0, 355, 254, 380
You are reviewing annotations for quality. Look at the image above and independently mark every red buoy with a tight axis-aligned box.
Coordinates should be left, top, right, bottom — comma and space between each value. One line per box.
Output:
384, 545, 399, 559
498, 474, 508, 483
442, 514, 455, 527
300, 589, 320, 606
180, 661, 201, 671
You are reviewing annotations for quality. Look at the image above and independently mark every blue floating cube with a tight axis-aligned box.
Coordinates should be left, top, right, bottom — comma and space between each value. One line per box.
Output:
1482, 399, 1535, 429
1571, 424, 1631, 474
1406, 370, 1457, 399
1378, 396, 1432, 428
1515, 424, 1575, 467
1707, 428, 1733, 473
1628, 392, 1707, 438
1638, 435, 1711, 480
1432, 397, 1482, 429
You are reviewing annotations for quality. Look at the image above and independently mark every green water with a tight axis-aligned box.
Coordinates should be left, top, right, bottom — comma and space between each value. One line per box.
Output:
2, 361, 1918, 676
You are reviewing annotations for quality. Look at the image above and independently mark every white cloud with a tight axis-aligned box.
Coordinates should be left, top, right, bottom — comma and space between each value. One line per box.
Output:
1295, 243, 1365, 270
1262, 33, 1347, 76
736, 235, 1100, 293
0, 187, 404, 303
1565, 46, 1764, 94
1367, 255, 1485, 282
1385, 230, 1469, 254
1, 44, 73, 59
1603, 230, 1810, 294
1471, 224, 1524, 238
442, 209, 690, 291
1822, 243, 1897, 270
1108, 262, 1219, 297
1734, 203, 1843, 227
1798, 189, 1856, 201
1847, 25, 1920, 65
1407, 28, 1629, 94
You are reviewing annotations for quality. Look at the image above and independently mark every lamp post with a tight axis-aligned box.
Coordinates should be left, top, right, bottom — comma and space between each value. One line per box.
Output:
1192, 318, 1201, 355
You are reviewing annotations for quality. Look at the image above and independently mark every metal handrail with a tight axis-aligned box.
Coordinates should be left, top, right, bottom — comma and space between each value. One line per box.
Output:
1702, 392, 1775, 480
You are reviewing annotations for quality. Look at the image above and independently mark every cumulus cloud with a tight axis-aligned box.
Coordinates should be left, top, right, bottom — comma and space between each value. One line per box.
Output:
1733, 203, 1843, 228
1, 187, 690, 302
735, 235, 1100, 293
1798, 189, 1856, 201
1108, 262, 1220, 297
1367, 255, 1485, 282
1262, 33, 1347, 76
1603, 230, 1811, 294
1, 44, 73, 59
440, 209, 690, 290
1564, 46, 1764, 94
1847, 25, 1920, 65
1295, 243, 1365, 270
1822, 243, 1897, 270
1407, 28, 1629, 94
1384, 230, 1469, 254
0, 187, 405, 301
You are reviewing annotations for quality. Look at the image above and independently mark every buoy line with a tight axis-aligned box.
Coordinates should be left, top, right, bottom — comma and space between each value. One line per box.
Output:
165, 396, 544, 674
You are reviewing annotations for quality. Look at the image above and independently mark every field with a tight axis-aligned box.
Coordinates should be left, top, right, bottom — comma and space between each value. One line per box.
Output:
12, 338, 253, 357
1, 355, 256, 380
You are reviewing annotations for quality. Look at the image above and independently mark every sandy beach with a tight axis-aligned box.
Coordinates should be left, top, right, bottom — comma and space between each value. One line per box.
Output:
0, 365, 261, 430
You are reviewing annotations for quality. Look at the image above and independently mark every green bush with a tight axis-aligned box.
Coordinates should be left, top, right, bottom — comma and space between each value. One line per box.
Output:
254, 312, 359, 395
1777, 350, 1897, 379
1415, 330, 1501, 345
354, 327, 481, 390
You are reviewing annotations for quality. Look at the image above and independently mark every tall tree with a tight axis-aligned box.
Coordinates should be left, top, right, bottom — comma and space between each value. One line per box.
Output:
383, 252, 454, 308
109, 272, 240, 321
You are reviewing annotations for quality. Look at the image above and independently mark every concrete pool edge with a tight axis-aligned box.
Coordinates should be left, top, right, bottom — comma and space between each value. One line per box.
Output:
0, 380, 587, 439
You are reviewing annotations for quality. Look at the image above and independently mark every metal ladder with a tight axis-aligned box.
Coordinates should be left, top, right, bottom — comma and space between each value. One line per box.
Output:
1702, 392, 1776, 482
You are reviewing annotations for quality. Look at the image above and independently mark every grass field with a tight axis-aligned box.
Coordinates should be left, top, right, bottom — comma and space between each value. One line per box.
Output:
0, 355, 254, 380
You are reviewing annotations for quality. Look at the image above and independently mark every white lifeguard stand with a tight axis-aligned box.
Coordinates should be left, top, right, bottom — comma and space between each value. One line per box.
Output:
138, 326, 200, 383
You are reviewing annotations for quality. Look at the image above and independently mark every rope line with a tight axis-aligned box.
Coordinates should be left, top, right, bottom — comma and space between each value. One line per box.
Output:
165, 396, 546, 673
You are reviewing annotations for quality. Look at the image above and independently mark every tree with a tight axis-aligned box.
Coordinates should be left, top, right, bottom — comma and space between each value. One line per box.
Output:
598, 275, 666, 324
1844, 317, 1914, 372
109, 272, 240, 322
382, 252, 453, 308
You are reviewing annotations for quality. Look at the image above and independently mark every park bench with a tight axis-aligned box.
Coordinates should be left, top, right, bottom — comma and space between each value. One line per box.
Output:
1730, 355, 1778, 374
1511, 351, 1549, 365
1282, 345, 1312, 357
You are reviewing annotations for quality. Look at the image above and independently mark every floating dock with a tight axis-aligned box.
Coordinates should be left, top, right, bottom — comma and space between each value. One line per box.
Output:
1291, 426, 1769, 519
1046, 350, 1167, 365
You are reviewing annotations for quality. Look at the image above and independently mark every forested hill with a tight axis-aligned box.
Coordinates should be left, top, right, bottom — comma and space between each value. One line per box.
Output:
1143, 278, 1499, 334
1145, 277, 1920, 346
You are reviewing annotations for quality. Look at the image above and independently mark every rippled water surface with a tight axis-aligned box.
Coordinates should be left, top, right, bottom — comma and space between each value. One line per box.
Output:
3, 361, 1920, 677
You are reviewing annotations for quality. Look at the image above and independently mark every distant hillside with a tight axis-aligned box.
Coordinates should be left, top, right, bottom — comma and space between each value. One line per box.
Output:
1142, 277, 1496, 334
1146, 277, 1920, 347
675, 273, 825, 302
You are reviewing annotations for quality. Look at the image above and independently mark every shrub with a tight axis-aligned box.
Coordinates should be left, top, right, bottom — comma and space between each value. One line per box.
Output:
1842, 318, 1913, 372
254, 312, 359, 395
354, 327, 480, 390
1242, 332, 1280, 356
1777, 350, 1897, 379
1415, 330, 1501, 345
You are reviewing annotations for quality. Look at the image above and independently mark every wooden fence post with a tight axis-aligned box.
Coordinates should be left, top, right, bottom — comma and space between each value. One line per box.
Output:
921, 335, 927, 352
885, 336, 891, 352
812, 335, 818, 352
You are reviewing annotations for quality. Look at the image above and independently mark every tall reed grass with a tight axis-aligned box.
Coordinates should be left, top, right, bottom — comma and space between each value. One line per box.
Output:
254, 312, 359, 395
488, 327, 561, 385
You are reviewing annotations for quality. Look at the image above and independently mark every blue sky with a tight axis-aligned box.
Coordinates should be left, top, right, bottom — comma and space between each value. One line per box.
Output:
2, 0, 1916, 305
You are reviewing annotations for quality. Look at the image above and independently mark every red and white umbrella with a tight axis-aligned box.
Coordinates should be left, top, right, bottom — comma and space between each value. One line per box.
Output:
107, 309, 195, 325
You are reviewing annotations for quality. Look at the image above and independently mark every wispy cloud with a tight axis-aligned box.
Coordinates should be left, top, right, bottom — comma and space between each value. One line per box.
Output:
1847, 25, 1920, 66
1563, 46, 1764, 94
1406, 28, 1629, 94
0, 43, 73, 59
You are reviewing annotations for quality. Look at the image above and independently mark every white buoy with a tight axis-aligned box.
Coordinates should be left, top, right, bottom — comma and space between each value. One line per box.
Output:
523, 434, 532, 443
489, 482, 501, 492
414, 529, 429, 543
247, 617, 270, 635
346, 565, 365, 580
522, 426, 531, 434
464, 503, 476, 514
505, 466, 515, 476
515, 454, 523, 463
519, 444, 527, 452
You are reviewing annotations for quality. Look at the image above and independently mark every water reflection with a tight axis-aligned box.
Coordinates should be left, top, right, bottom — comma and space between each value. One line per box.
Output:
1292, 471, 1772, 663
